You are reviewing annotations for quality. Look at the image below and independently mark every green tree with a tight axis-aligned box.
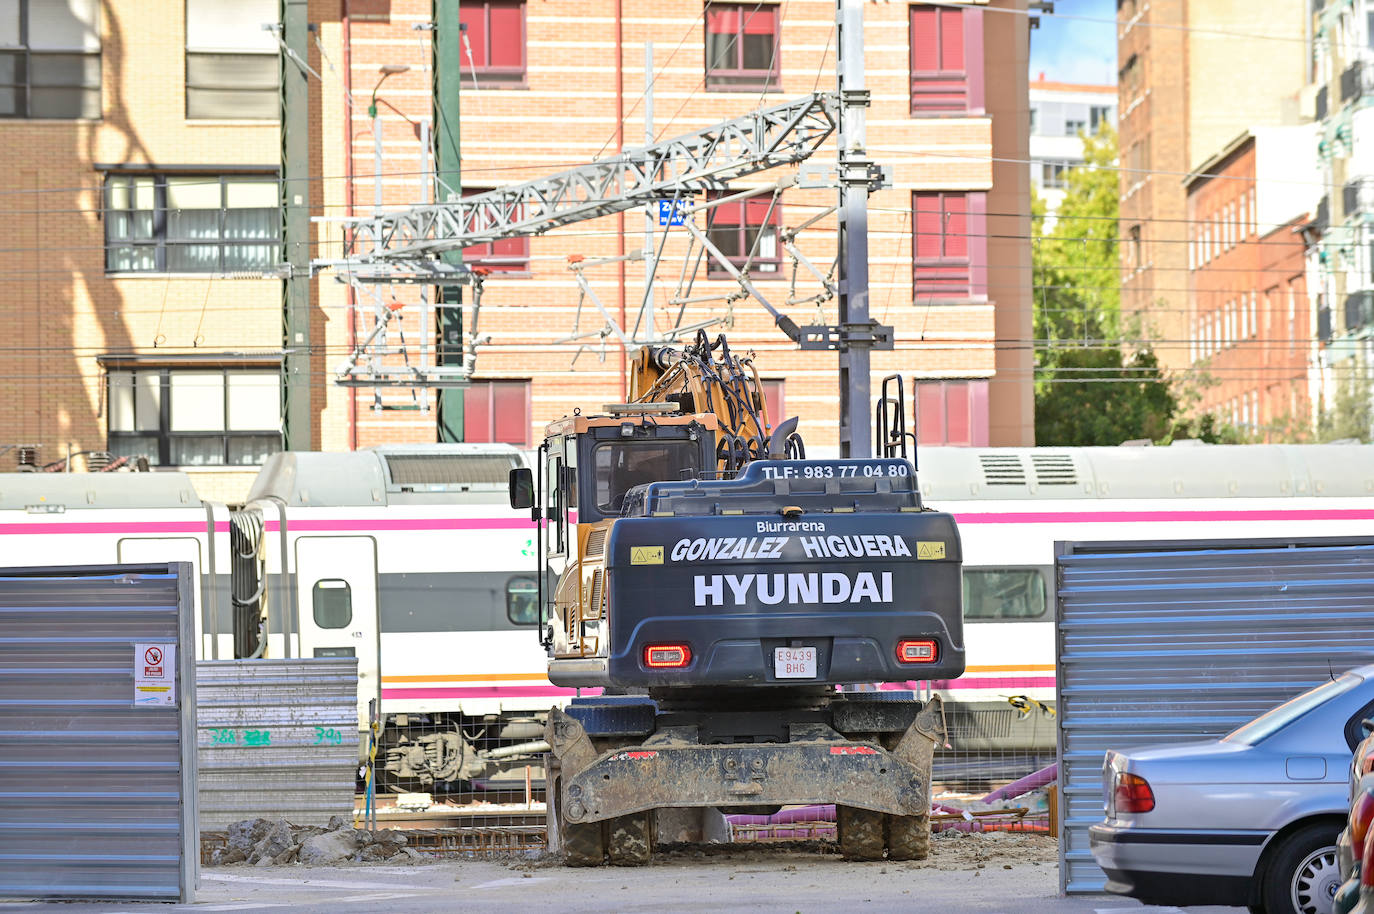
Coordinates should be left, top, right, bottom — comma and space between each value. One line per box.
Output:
1032, 129, 1237, 446
1316, 362, 1373, 442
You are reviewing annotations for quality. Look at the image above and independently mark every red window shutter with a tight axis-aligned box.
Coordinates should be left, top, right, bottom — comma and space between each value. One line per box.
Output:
460, 6, 488, 68
944, 194, 968, 258
463, 383, 493, 442
944, 381, 970, 445
914, 194, 942, 259
488, 3, 523, 68
491, 382, 528, 445
916, 383, 946, 444
910, 7, 938, 71
741, 6, 775, 34
707, 6, 739, 33
939, 8, 964, 71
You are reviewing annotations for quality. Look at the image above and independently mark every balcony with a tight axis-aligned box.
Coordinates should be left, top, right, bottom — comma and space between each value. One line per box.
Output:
1348, 290, 1374, 331
1342, 61, 1374, 104
1317, 85, 1329, 121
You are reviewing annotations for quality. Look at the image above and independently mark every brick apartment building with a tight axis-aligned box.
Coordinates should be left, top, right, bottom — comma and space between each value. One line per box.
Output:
0, 0, 1032, 501
1116, 0, 1307, 375
1184, 130, 1317, 437
333, 0, 1033, 457
0, 0, 286, 499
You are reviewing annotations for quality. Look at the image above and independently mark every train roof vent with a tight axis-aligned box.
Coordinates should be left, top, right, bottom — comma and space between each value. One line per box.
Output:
1031, 453, 1078, 486
383, 453, 518, 489
979, 454, 1026, 486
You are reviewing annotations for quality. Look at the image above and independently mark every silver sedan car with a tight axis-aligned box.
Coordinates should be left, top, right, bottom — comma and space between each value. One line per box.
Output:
1091, 666, 1374, 914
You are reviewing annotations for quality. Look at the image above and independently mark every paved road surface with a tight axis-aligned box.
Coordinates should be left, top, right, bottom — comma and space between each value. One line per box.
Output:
0, 857, 1247, 913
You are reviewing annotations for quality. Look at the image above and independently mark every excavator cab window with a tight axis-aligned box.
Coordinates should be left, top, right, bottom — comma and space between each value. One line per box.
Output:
592, 440, 700, 514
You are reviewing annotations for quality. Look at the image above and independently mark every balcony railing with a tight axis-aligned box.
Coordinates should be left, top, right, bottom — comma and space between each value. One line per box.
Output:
1317, 85, 1329, 121
1348, 290, 1374, 331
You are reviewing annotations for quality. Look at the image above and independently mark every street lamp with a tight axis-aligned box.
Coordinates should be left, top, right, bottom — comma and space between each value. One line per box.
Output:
369, 65, 410, 213
368, 64, 409, 117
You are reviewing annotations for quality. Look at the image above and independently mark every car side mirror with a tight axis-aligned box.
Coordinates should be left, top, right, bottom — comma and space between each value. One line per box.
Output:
509, 467, 534, 510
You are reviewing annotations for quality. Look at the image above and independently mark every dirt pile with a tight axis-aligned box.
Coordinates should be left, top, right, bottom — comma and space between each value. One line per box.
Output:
209, 816, 429, 866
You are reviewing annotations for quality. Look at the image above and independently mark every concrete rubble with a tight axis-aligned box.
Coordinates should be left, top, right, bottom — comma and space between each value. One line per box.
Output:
209, 816, 428, 867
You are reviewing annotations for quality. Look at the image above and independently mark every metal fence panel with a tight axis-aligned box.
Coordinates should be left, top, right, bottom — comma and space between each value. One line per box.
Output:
1056, 538, 1374, 894
197, 658, 359, 830
0, 563, 196, 901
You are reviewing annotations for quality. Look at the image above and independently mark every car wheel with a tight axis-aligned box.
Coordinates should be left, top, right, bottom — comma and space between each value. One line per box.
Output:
1261, 822, 1342, 914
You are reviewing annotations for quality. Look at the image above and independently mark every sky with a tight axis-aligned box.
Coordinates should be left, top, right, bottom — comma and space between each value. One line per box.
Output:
1027, 0, 1118, 86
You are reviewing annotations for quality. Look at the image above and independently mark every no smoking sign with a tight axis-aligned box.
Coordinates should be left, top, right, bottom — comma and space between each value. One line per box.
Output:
133, 642, 177, 707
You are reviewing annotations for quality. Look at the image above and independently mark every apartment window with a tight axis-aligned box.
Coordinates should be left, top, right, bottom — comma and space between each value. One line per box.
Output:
0, 0, 100, 119
107, 367, 281, 467
1041, 161, 1072, 188
761, 378, 785, 429
462, 187, 529, 272
104, 173, 278, 273
463, 379, 530, 446
1128, 224, 1142, 269
704, 3, 779, 91
1120, 54, 1140, 101
706, 194, 782, 278
459, 0, 527, 87
1063, 118, 1085, 136
909, 4, 983, 115
1090, 105, 1112, 132
914, 191, 987, 298
185, 0, 277, 119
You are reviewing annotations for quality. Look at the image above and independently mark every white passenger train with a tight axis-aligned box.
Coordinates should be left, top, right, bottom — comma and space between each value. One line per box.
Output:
4, 442, 1373, 781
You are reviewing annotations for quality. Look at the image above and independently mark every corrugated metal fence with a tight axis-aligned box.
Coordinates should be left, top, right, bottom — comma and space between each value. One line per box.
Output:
197, 658, 359, 830
0, 563, 197, 901
1057, 538, 1374, 894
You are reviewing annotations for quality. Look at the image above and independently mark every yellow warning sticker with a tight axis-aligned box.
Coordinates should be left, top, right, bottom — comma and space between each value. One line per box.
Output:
916, 541, 946, 560
630, 545, 664, 565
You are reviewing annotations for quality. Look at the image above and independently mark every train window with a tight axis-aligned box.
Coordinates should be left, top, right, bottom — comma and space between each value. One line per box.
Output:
507, 576, 539, 625
312, 579, 352, 629
962, 568, 1047, 621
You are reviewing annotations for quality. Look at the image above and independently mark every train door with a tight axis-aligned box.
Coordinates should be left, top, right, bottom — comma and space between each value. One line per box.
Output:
118, 537, 206, 654
295, 536, 380, 728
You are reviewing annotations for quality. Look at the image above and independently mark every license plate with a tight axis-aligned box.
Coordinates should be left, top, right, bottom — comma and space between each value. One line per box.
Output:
774, 646, 817, 679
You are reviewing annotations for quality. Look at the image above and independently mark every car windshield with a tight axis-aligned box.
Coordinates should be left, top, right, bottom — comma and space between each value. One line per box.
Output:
1222, 671, 1364, 746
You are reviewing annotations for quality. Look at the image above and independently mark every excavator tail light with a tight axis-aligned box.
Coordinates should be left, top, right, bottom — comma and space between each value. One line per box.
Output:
896, 639, 937, 664
644, 644, 692, 668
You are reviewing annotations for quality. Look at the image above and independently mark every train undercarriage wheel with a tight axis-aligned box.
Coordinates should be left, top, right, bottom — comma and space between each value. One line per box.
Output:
606, 811, 655, 866
885, 814, 930, 861
837, 806, 885, 861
